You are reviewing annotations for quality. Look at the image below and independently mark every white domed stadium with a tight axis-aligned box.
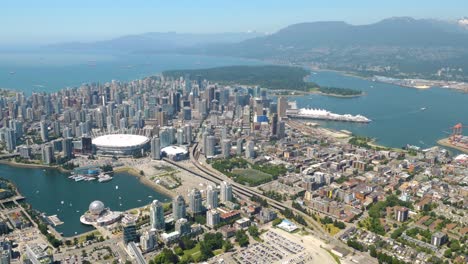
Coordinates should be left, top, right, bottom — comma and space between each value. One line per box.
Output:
92, 134, 150, 156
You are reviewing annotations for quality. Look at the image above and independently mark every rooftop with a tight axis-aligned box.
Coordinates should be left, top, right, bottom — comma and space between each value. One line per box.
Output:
92, 134, 150, 148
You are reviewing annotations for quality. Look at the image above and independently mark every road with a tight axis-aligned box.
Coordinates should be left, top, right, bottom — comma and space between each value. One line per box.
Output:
165, 142, 330, 237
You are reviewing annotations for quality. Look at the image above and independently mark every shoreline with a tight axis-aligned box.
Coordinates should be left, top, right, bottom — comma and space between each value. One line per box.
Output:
269, 90, 364, 98
307, 66, 468, 93
313, 91, 364, 98
437, 138, 468, 154
114, 166, 176, 199
0, 160, 71, 173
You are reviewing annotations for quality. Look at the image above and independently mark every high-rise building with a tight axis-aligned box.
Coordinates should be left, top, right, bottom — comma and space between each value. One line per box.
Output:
62, 127, 72, 139
157, 111, 168, 126
395, 206, 409, 222
41, 143, 54, 165
151, 136, 161, 160
0, 241, 11, 264
40, 121, 48, 142
206, 135, 216, 158
12, 120, 23, 138
278, 121, 286, 139
220, 181, 233, 203
202, 131, 209, 154
206, 185, 219, 209
150, 200, 165, 230
81, 136, 93, 155
278, 97, 288, 119
172, 195, 186, 221
185, 74, 192, 94
18, 146, 32, 159
221, 139, 231, 159
431, 232, 448, 247
167, 127, 176, 145
175, 218, 191, 235
245, 140, 255, 159
159, 128, 171, 148
62, 137, 73, 160
123, 221, 138, 244
236, 138, 243, 156
5, 128, 16, 151
270, 113, 278, 136
140, 229, 157, 252
119, 117, 128, 130
184, 124, 192, 144
206, 209, 220, 228
177, 129, 185, 145
188, 188, 203, 215
182, 107, 192, 121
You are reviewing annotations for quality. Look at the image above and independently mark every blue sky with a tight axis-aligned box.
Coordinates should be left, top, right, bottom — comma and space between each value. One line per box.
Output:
2, 0, 467, 44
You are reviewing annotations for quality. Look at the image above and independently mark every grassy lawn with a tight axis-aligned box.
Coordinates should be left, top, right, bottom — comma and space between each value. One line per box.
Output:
77, 231, 101, 244
213, 249, 224, 256
324, 249, 342, 264
232, 168, 272, 186
324, 224, 341, 236
253, 236, 263, 242
183, 244, 201, 258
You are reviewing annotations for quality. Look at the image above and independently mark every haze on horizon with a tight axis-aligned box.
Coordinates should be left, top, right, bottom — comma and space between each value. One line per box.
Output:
2, 0, 467, 46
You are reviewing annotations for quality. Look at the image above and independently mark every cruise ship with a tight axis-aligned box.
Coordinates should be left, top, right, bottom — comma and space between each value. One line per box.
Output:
287, 108, 371, 123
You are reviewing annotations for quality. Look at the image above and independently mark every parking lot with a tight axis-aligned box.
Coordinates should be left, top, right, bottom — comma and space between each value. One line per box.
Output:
231, 230, 310, 264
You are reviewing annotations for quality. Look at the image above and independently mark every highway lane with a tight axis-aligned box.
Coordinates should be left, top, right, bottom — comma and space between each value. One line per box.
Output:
164, 141, 328, 236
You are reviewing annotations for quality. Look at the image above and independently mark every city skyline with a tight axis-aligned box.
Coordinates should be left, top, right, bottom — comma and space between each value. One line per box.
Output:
2, 0, 468, 45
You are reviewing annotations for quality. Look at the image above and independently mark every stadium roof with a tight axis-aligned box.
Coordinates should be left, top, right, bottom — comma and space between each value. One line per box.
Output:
93, 134, 150, 148
161, 146, 188, 156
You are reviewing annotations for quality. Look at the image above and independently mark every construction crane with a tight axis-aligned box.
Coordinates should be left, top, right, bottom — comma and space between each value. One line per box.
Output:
450, 123, 468, 143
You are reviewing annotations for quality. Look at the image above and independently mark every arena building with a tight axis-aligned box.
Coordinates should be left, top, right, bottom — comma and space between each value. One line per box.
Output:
161, 146, 188, 161
92, 134, 150, 156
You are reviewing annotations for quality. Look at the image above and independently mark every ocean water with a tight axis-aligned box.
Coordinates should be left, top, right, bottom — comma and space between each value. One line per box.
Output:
0, 52, 264, 94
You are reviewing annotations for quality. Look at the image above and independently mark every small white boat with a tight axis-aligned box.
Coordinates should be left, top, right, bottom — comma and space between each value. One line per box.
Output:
115, 185, 119, 190
74, 176, 85, 182
98, 174, 113, 182
420, 107, 426, 111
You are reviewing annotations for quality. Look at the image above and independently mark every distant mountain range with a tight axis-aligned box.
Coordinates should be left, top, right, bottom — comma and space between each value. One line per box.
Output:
48, 32, 264, 53
48, 17, 468, 81
193, 17, 468, 81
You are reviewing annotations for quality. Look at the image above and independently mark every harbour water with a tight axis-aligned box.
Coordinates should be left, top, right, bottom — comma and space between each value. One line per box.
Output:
0, 163, 170, 237
301, 71, 468, 150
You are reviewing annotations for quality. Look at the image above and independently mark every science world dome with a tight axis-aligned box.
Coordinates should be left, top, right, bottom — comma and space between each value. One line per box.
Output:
89, 200, 105, 215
